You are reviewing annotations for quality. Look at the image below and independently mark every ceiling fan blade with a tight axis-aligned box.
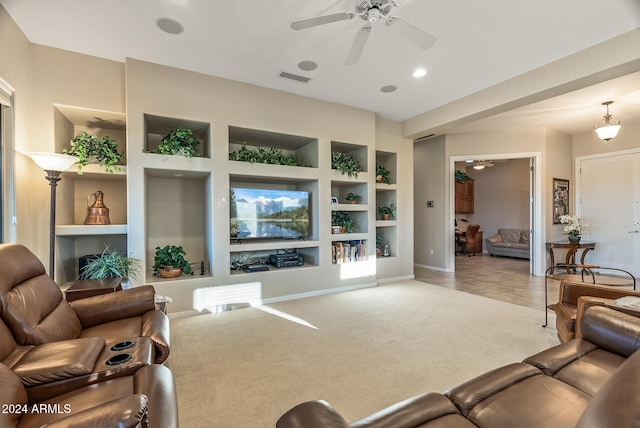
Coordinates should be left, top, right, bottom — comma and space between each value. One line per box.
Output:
290, 12, 354, 30
345, 25, 372, 65
389, 17, 437, 50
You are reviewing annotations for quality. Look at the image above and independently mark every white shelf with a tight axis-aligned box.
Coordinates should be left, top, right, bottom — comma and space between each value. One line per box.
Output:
330, 233, 368, 240
64, 164, 127, 179
375, 183, 397, 191
230, 239, 319, 253
56, 224, 127, 236
376, 220, 398, 227
332, 203, 368, 211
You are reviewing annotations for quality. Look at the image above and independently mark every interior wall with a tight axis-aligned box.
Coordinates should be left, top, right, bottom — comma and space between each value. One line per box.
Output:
375, 117, 414, 278
0, 4, 32, 249
545, 129, 573, 245
413, 135, 446, 268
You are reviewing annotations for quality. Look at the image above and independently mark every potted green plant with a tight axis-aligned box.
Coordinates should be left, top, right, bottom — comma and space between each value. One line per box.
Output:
344, 192, 362, 204
331, 152, 363, 178
331, 211, 357, 233
158, 128, 200, 158
376, 163, 391, 184
377, 203, 396, 220
64, 132, 123, 174
152, 245, 193, 278
79, 246, 142, 286
229, 144, 302, 166
455, 170, 472, 183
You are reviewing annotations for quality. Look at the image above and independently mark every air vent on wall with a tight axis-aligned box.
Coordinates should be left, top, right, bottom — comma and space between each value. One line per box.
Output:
279, 71, 311, 83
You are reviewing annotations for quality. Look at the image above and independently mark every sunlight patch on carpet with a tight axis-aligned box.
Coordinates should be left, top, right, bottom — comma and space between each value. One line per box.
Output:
253, 305, 318, 330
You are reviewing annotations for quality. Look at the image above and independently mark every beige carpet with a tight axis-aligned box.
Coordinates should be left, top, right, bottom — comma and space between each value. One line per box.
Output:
166, 280, 558, 427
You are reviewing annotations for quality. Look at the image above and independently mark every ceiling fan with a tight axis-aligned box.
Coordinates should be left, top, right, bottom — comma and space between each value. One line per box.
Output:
469, 160, 507, 169
290, 0, 437, 65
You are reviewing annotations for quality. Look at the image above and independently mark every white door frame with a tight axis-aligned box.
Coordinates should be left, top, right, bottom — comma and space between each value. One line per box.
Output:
448, 152, 544, 276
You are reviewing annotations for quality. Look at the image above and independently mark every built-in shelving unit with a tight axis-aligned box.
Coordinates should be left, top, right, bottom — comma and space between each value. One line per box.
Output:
53, 105, 128, 284
118, 59, 416, 312
375, 150, 398, 259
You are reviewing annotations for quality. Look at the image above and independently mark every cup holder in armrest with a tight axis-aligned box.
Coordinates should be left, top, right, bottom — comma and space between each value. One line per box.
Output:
110, 340, 135, 352
105, 353, 133, 366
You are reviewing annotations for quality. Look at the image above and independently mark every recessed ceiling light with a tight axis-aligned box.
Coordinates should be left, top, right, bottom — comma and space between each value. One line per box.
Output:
465, 159, 474, 163
380, 85, 397, 93
156, 17, 184, 35
413, 68, 427, 78
298, 60, 318, 71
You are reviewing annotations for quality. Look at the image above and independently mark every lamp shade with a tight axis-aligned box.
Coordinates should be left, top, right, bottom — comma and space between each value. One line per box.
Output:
594, 124, 621, 141
26, 152, 79, 172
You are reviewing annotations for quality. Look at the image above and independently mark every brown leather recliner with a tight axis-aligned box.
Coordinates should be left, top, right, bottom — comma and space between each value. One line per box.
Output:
554, 280, 640, 342
0, 299, 155, 402
0, 361, 178, 427
277, 303, 640, 428
0, 243, 170, 364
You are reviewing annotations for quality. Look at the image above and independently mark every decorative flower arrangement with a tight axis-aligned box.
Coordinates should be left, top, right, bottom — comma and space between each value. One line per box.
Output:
559, 214, 587, 236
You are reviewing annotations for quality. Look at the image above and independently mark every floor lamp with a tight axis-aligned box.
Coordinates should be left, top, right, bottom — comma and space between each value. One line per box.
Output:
26, 152, 79, 279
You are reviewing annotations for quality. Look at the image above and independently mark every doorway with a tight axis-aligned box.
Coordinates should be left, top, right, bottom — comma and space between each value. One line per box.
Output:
448, 152, 543, 276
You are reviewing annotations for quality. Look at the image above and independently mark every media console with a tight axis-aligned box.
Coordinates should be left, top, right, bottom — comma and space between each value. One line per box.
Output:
268, 253, 304, 268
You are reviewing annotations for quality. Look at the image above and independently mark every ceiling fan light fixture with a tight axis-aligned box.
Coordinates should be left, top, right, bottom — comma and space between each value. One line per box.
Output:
594, 101, 621, 141
473, 164, 485, 170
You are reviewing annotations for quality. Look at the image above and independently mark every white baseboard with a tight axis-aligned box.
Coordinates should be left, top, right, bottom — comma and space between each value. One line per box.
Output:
261, 282, 378, 304
414, 263, 452, 272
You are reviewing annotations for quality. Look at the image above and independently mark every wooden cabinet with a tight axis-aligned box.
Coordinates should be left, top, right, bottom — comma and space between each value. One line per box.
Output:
455, 180, 474, 214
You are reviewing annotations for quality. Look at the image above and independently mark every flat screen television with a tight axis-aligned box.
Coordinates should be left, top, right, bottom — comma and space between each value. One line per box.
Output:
230, 187, 310, 240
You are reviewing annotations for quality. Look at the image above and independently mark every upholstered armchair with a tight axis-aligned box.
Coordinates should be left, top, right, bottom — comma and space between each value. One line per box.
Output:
0, 243, 170, 364
0, 362, 177, 427
456, 224, 480, 257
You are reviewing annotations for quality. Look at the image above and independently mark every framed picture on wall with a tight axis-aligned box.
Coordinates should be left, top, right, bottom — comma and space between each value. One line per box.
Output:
552, 178, 570, 224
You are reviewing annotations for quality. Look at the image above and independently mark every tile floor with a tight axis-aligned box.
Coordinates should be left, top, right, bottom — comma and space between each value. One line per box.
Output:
415, 253, 558, 315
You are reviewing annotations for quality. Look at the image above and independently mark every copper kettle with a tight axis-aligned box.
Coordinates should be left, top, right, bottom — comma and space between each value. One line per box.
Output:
84, 190, 111, 225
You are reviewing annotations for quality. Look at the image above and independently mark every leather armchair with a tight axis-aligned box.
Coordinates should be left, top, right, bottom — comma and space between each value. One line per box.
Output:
554, 280, 640, 342
0, 243, 170, 363
0, 362, 178, 428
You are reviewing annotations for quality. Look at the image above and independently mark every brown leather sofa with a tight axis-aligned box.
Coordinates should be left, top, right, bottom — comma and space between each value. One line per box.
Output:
554, 280, 640, 342
0, 362, 178, 427
0, 243, 170, 364
277, 302, 640, 428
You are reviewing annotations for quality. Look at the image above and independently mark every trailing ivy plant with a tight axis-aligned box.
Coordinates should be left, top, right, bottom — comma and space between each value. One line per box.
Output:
228, 144, 302, 166
331, 152, 362, 178
455, 170, 472, 183
64, 132, 123, 174
158, 128, 200, 158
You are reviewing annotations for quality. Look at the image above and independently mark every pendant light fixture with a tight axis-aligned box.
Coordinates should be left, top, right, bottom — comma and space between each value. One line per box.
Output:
594, 101, 621, 141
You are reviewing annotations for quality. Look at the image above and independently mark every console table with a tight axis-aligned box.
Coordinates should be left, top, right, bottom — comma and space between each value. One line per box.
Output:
546, 241, 596, 274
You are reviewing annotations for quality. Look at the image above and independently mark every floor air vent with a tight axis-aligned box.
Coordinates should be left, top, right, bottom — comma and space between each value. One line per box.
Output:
279, 71, 311, 83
